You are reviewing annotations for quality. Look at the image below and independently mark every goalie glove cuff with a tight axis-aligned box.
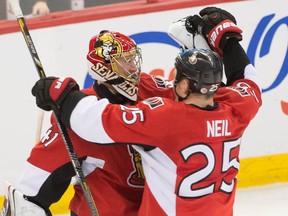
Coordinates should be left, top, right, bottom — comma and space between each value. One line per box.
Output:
208, 19, 242, 56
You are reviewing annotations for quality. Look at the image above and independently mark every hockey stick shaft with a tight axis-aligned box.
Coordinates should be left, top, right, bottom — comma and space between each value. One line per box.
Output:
9, 1, 99, 215
35, 109, 44, 144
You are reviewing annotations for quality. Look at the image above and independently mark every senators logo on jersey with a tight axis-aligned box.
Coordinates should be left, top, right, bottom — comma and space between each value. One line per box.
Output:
128, 146, 145, 187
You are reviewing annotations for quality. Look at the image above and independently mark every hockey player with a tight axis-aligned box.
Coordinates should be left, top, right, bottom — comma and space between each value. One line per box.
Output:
31, 7, 262, 215
1, 24, 210, 216
1, 30, 175, 216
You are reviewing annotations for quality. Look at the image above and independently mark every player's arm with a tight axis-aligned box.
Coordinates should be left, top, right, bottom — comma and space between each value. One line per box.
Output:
185, 7, 262, 121
185, 7, 261, 89
1, 115, 72, 216
31, 77, 169, 145
16, 114, 77, 213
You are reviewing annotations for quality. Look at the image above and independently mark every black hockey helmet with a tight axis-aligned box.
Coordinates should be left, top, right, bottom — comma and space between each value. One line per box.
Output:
174, 48, 223, 95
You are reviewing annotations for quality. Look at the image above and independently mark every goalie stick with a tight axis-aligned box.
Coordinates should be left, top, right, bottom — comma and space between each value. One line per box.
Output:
8, 0, 99, 215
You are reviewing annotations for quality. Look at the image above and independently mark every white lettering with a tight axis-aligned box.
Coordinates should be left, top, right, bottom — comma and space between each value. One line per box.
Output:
209, 21, 236, 47
207, 119, 231, 137
92, 62, 118, 80
54, 78, 65, 89
117, 81, 138, 96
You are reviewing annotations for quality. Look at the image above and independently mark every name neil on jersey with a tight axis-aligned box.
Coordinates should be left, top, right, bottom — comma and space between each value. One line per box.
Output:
207, 119, 231, 137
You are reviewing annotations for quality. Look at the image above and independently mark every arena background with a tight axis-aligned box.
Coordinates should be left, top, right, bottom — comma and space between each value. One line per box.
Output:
0, 0, 287, 214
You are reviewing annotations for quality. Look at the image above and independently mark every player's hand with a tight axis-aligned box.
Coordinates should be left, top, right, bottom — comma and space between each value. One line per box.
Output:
185, 7, 242, 56
31, 77, 79, 112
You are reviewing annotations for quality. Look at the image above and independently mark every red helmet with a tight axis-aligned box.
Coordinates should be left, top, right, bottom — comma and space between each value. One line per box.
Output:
87, 30, 142, 101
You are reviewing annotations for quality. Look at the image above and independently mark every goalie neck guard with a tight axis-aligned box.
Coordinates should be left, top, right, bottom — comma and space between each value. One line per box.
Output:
87, 30, 143, 101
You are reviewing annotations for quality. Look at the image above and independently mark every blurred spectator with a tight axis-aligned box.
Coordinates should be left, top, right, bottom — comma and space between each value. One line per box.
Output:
0, 0, 136, 20
0, 0, 50, 20
32, 0, 50, 16
44, 0, 136, 11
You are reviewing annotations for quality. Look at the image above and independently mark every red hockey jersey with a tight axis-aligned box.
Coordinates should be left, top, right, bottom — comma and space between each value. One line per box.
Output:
18, 72, 175, 216
67, 65, 262, 216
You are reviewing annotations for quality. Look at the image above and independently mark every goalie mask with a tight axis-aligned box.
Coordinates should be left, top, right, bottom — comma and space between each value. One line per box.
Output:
174, 48, 223, 97
87, 30, 142, 101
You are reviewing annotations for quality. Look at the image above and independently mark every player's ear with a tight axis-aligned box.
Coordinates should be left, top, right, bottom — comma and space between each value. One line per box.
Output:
175, 78, 189, 98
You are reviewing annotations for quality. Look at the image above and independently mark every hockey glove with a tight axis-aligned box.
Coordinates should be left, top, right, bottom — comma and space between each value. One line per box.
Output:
185, 7, 242, 56
31, 77, 79, 112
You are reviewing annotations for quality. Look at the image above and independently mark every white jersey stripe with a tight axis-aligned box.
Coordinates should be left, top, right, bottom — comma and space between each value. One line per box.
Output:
17, 162, 50, 196
133, 145, 177, 215
70, 96, 114, 143
244, 64, 262, 90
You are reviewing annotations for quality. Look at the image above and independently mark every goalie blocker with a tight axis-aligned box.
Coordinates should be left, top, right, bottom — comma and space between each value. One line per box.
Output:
0, 182, 48, 216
